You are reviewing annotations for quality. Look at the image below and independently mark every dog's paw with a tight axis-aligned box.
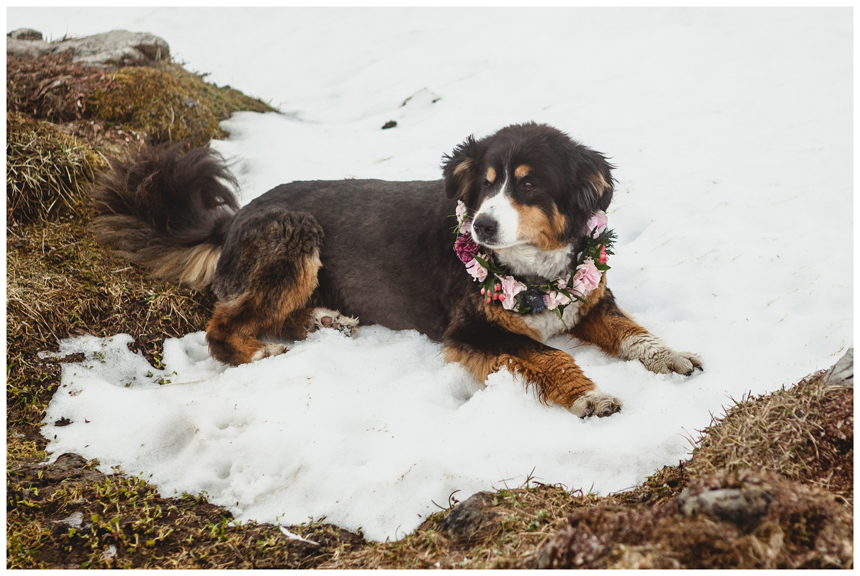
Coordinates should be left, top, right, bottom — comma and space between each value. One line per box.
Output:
642, 349, 703, 376
309, 308, 359, 338
663, 350, 703, 376
251, 343, 288, 362
621, 335, 703, 376
569, 389, 623, 419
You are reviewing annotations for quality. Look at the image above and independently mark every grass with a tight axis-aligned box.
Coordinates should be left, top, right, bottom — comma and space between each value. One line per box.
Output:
6, 113, 107, 223
6, 40, 853, 569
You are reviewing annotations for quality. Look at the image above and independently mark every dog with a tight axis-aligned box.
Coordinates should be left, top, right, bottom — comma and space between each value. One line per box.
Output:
91, 122, 702, 418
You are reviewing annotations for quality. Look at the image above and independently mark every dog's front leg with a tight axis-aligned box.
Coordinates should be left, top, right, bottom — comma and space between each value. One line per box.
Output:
573, 286, 703, 376
442, 323, 622, 418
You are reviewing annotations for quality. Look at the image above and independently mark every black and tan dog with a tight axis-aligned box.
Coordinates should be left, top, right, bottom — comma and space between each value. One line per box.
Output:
91, 122, 702, 418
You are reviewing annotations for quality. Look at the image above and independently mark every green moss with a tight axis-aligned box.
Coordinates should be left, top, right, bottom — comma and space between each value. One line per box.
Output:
89, 64, 276, 148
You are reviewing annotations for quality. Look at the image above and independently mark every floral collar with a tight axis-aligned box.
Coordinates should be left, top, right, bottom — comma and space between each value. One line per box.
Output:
453, 200, 616, 322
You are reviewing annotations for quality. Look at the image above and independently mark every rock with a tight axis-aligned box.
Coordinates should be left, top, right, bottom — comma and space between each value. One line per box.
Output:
7, 28, 170, 68
438, 492, 501, 541
823, 347, 853, 389
40, 453, 88, 482
676, 486, 771, 525
8, 28, 43, 41
7, 31, 52, 59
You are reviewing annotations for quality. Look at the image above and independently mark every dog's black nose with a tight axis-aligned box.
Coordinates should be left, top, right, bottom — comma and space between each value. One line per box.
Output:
472, 216, 497, 240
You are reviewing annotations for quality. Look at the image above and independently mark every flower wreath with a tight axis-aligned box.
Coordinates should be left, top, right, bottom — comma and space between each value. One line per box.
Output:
453, 200, 616, 323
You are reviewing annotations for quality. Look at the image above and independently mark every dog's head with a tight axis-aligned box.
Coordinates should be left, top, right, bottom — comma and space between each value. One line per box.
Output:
442, 123, 614, 257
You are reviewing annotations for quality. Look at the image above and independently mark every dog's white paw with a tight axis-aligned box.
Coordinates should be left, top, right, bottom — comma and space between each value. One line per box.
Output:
309, 308, 359, 338
620, 335, 703, 376
569, 389, 623, 419
251, 343, 288, 362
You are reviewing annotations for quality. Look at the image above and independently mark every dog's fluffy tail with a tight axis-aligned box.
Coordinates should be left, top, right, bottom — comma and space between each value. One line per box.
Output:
90, 145, 240, 290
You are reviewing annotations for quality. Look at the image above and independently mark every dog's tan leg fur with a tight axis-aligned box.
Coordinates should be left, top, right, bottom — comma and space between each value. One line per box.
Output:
443, 337, 622, 417
573, 285, 703, 376
206, 252, 321, 365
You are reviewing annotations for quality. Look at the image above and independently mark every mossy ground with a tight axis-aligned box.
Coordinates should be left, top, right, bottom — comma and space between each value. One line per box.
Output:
6, 41, 853, 569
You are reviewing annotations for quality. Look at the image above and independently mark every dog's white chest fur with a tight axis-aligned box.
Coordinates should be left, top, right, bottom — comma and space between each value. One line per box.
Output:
493, 243, 573, 280
523, 300, 583, 342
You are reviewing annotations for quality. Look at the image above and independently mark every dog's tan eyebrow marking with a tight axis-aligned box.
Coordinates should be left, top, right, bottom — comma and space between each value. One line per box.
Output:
514, 165, 531, 180
486, 167, 496, 183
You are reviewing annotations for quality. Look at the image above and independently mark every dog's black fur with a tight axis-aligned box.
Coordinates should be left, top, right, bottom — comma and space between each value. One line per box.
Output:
92, 122, 702, 417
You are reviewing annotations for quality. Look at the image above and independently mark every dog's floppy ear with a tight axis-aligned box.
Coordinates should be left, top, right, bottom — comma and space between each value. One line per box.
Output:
588, 155, 615, 212
442, 135, 483, 200
572, 148, 615, 213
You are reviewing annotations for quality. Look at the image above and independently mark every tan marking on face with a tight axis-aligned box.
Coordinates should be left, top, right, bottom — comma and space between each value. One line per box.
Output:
486, 166, 496, 183
511, 201, 568, 251
514, 164, 531, 180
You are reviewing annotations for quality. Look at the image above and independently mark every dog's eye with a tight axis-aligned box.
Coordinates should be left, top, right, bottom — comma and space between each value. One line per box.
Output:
522, 180, 535, 190
483, 179, 492, 188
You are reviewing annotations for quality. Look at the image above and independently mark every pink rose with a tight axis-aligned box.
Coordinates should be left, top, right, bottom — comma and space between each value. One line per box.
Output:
543, 290, 572, 311
585, 211, 608, 237
556, 274, 569, 290
571, 258, 601, 297
597, 244, 607, 264
499, 275, 526, 310
465, 258, 488, 282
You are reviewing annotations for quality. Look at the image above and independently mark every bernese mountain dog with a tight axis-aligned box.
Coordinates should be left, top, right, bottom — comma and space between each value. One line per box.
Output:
91, 122, 702, 418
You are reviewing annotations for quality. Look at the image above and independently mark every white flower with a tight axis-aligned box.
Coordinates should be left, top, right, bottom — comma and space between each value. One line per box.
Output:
456, 200, 468, 224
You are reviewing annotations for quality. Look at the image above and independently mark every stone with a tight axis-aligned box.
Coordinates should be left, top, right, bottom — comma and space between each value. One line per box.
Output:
823, 347, 853, 389
8, 28, 43, 41
438, 492, 501, 541
7, 28, 170, 68
676, 486, 771, 525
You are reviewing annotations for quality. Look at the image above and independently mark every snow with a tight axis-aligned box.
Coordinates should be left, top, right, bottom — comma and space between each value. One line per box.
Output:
12, 8, 852, 542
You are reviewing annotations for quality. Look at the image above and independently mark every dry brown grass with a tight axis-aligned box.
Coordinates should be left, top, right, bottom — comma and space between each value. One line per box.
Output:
688, 372, 853, 505
6, 113, 108, 223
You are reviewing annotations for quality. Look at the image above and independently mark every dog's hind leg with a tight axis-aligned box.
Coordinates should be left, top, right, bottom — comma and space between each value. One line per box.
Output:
205, 210, 325, 365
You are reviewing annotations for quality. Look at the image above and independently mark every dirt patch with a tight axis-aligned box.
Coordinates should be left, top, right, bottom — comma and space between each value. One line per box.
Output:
536, 469, 853, 569
7, 455, 365, 569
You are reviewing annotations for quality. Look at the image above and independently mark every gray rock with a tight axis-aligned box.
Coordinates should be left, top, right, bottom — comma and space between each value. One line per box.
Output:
8, 28, 43, 40
7, 36, 52, 59
438, 492, 501, 541
7, 28, 170, 68
824, 347, 853, 389
677, 487, 771, 525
